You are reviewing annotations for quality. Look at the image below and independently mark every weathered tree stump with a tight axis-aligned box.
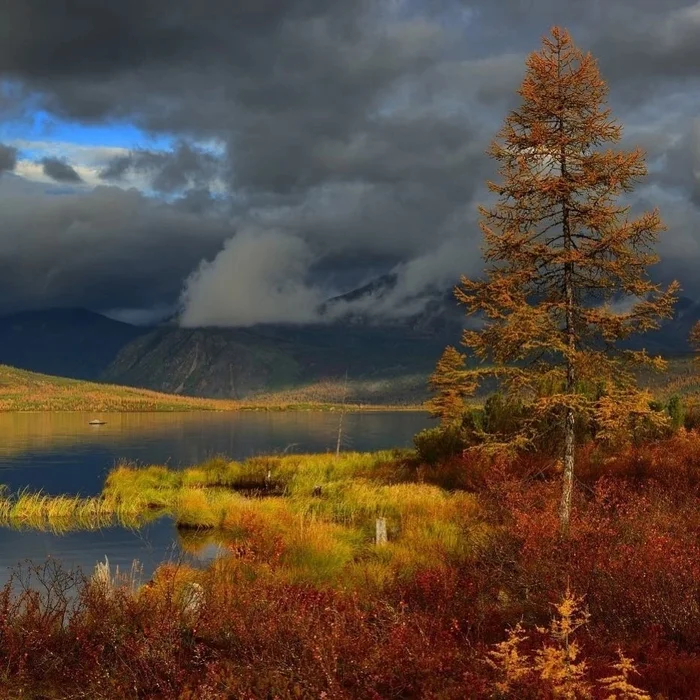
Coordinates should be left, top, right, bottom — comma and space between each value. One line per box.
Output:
375, 517, 387, 545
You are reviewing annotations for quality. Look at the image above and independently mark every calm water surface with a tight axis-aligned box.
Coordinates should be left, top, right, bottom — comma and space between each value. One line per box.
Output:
0, 411, 430, 584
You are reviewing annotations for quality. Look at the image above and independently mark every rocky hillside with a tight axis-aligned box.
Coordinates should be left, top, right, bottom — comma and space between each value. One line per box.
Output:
101, 325, 449, 402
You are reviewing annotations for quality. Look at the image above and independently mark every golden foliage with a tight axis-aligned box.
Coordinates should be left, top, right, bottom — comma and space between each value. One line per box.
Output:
439, 26, 678, 529
598, 650, 651, 700
456, 25, 677, 422
690, 321, 700, 359
486, 622, 531, 695
425, 346, 474, 424
534, 591, 592, 699
487, 589, 651, 699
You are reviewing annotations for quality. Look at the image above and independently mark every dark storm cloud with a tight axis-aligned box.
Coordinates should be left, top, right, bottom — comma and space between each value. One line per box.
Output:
100, 142, 222, 194
641, 118, 700, 207
41, 157, 82, 183
0, 0, 352, 75
0, 143, 17, 172
0, 177, 232, 314
173, 188, 221, 216
0, 0, 699, 322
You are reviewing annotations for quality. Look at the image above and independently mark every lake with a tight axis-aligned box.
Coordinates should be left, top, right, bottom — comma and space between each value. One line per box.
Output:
0, 411, 431, 585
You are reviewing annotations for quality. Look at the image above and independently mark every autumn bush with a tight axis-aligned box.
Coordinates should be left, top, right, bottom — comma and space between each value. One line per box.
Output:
413, 423, 469, 465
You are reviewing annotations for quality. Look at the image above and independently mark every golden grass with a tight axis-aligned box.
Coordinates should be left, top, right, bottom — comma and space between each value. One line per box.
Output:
0, 488, 150, 532
0, 449, 488, 589
103, 451, 486, 588
0, 365, 241, 412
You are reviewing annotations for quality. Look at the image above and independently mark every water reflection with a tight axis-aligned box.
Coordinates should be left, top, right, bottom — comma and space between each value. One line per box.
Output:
0, 411, 429, 496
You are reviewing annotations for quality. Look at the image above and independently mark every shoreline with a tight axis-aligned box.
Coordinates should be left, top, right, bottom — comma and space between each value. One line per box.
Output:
0, 364, 428, 413
0, 403, 428, 413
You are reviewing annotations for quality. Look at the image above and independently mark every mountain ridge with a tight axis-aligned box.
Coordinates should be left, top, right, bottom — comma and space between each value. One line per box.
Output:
0, 281, 697, 404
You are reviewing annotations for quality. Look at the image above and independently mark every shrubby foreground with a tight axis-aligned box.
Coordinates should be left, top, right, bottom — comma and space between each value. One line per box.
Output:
0, 433, 699, 697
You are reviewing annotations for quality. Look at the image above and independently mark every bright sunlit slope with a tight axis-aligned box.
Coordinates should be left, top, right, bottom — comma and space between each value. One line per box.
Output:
0, 364, 240, 412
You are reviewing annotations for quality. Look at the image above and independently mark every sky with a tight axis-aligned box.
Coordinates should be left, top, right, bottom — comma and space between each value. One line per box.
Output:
0, 0, 699, 326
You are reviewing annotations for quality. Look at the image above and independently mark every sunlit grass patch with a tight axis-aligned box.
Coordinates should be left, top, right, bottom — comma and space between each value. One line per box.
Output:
199, 450, 413, 493
0, 487, 152, 532
277, 519, 366, 586
1, 449, 490, 590
174, 489, 250, 529
99, 452, 488, 578
103, 462, 182, 509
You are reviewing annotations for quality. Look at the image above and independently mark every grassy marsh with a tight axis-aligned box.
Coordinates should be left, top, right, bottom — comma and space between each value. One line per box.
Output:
1, 450, 486, 587
3, 437, 700, 696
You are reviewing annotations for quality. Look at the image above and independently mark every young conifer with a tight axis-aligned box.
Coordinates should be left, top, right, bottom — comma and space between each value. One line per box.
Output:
426, 346, 472, 425
455, 27, 678, 534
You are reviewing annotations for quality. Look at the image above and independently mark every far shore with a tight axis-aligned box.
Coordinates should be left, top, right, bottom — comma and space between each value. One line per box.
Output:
0, 364, 429, 413
0, 403, 428, 414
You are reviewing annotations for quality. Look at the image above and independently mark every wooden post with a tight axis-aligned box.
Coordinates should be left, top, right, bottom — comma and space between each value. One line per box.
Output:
375, 517, 387, 545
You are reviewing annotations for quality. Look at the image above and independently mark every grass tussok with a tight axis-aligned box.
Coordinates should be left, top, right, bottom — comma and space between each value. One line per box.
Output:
0, 486, 156, 532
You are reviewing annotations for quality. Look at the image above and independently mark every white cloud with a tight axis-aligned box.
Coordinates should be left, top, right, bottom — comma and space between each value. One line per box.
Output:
179, 227, 327, 327
8, 139, 224, 194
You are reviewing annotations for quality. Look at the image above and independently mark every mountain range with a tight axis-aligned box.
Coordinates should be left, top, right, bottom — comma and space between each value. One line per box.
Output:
0, 283, 697, 404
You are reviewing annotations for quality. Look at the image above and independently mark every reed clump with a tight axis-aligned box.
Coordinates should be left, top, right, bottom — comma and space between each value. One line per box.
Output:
0, 488, 152, 531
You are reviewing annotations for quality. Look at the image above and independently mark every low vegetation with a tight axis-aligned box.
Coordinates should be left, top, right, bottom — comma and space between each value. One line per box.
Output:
1, 359, 686, 415
0, 432, 699, 696
0, 365, 241, 412
247, 374, 432, 407
0, 486, 155, 532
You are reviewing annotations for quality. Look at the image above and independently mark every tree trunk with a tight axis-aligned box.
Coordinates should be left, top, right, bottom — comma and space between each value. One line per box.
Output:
560, 406, 575, 535
335, 369, 348, 458
558, 56, 575, 537
560, 233, 575, 535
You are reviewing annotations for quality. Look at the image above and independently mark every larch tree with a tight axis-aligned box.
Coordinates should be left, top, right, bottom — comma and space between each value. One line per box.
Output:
454, 27, 678, 534
426, 346, 473, 426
